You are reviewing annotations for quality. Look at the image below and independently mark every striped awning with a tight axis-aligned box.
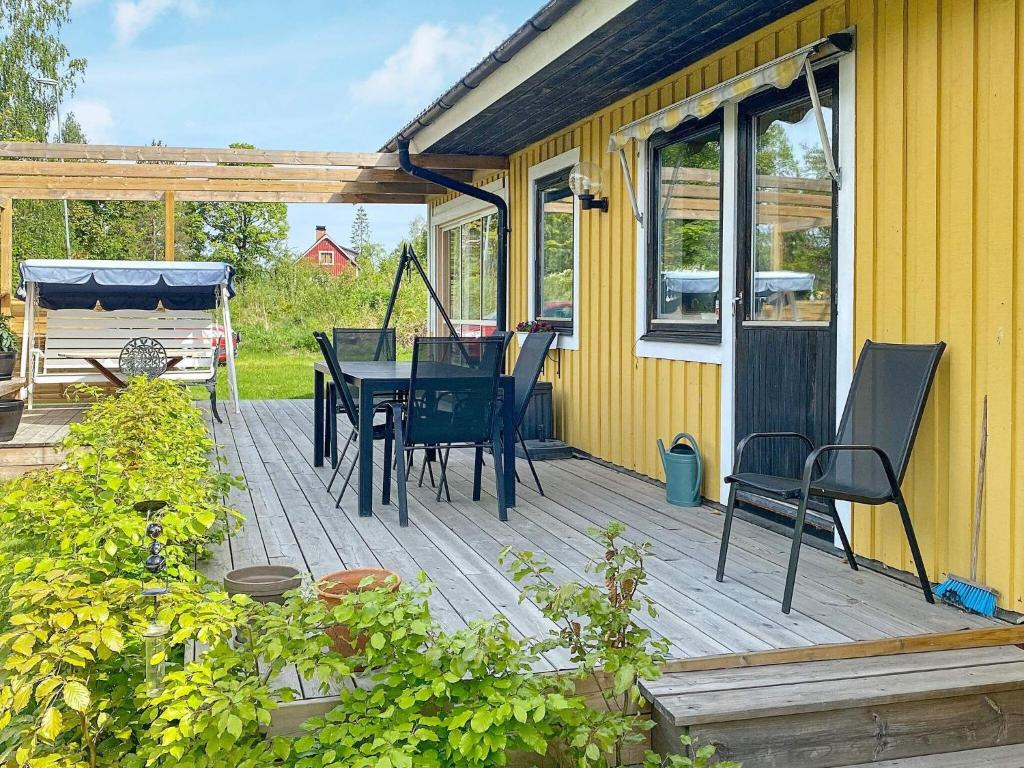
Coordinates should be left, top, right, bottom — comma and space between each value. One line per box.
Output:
607, 40, 823, 152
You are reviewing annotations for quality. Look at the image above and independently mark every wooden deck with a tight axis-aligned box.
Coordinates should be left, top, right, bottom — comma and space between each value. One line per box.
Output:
202, 399, 998, 675
0, 404, 82, 479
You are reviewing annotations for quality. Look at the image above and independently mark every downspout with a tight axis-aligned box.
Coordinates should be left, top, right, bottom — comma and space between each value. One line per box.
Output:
397, 139, 509, 333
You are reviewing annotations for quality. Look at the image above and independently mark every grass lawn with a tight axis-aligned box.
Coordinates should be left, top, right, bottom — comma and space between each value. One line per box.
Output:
194, 349, 320, 401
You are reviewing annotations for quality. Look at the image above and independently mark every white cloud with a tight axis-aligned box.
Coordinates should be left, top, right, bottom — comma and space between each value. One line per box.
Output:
351, 19, 507, 108
68, 100, 115, 143
113, 0, 204, 46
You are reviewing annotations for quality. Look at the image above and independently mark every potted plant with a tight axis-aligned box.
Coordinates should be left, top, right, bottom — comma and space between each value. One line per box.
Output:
317, 567, 400, 655
515, 319, 557, 346
0, 314, 16, 381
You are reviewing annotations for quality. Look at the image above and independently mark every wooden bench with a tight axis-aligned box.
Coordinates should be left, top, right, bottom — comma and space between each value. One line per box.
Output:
28, 309, 222, 419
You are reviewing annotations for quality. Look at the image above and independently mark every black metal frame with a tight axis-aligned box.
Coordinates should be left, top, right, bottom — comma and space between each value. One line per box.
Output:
533, 168, 575, 335
384, 335, 509, 527
717, 341, 946, 614
644, 111, 724, 344
313, 331, 394, 507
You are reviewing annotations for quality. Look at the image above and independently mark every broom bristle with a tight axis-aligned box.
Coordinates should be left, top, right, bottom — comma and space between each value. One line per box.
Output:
934, 575, 998, 617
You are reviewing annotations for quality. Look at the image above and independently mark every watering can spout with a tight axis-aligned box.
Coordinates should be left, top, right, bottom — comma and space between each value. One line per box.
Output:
658, 433, 702, 507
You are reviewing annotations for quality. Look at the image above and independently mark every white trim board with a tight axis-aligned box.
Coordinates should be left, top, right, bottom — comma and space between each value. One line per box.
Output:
526, 147, 581, 351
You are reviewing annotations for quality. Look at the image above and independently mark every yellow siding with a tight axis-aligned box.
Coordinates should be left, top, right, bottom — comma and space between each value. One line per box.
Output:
433, 0, 1024, 612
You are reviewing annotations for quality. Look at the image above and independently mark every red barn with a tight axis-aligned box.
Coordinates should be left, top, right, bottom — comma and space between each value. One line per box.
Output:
297, 225, 359, 277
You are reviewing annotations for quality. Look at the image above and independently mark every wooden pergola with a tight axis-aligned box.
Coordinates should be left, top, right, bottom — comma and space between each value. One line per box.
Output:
0, 141, 508, 311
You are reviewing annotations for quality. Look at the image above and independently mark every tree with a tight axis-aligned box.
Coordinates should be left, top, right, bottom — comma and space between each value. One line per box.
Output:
350, 205, 371, 254
0, 0, 86, 141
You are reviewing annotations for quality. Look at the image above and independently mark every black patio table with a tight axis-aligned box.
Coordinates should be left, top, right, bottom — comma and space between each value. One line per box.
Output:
313, 360, 516, 516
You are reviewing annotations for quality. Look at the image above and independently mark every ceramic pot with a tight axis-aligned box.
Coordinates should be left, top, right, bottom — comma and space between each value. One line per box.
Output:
317, 567, 400, 655
224, 565, 303, 604
0, 399, 24, 442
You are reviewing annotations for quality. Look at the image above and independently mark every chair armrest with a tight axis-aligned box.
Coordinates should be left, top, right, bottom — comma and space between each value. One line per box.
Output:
734, 431, 814, 475
800, 443, 899, 493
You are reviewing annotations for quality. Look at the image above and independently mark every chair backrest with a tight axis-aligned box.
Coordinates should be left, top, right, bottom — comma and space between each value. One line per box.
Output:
313, 331, 359, 427
510, 332, 556, 427
821, 340, 945, 498
405, 335, 505, 446
332, 327, 396, 362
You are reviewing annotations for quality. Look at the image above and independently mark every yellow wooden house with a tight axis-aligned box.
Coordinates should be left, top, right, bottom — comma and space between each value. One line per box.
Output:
384, 0, 1024, 615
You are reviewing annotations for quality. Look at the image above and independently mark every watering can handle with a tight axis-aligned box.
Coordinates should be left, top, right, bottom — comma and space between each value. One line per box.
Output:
670, 433, 703, 497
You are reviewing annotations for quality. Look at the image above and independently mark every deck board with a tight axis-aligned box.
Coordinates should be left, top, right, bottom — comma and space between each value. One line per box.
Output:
200, 399, 1003, 697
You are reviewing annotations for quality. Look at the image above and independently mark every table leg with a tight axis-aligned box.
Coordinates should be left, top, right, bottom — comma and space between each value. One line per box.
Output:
502, 378, 516, 508
358, 384, 374, 517
313, 368, 324, 467
327, 383, 338, 467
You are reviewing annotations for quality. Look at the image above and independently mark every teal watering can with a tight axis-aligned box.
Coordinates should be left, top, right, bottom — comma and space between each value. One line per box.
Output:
657, 433, 702, 507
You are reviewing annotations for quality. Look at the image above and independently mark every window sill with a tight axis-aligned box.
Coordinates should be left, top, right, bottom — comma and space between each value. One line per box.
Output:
635, 336, 722, 364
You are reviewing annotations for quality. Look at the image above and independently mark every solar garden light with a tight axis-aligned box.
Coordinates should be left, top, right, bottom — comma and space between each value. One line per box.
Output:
137, 501, 170, 697
568, 160, 609, 212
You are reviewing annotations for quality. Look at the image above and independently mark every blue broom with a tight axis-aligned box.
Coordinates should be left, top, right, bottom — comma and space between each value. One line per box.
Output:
934, 396, 999, 617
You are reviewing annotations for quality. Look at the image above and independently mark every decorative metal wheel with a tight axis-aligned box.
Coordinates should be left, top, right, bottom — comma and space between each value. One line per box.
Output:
120, 337, 168, 379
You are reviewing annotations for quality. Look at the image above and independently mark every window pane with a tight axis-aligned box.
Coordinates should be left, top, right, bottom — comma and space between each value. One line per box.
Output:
654, 127, 722, 324
446, 227, 462, 319
482, 214, 498, 324
537, 174, 574, 322
751, 94, 834, 322
462, 219, 482, 321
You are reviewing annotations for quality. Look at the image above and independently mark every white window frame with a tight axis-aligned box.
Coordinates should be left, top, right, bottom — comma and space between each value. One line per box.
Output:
427, 179, 506, 335
318, 249, 334, 266
527, 147, 581, 351
634, 107, 736, 365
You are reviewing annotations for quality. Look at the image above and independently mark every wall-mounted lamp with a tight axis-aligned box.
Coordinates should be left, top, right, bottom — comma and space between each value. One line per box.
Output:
568, 161, 609, 212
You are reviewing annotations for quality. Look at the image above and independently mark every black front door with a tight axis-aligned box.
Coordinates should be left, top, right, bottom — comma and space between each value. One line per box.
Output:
734, 67, 839, 501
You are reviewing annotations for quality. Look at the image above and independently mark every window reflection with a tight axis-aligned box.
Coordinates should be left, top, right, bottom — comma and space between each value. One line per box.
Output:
751, 94, 834, 322
536, 171, 575, 325
653, 126, 722, 325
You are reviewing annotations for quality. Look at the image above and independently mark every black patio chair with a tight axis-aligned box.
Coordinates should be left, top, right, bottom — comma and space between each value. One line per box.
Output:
472, 331, 555, 496
381, 335, 507, 527
332, 327, 396, 363
716, 340, 946, 614
313, 331, 394, 507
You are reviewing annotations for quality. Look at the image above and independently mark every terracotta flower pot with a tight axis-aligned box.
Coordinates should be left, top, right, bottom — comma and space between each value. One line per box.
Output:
317, 567, 400, 656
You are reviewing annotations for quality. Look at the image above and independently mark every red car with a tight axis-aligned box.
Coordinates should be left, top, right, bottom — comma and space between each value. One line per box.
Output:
205, 324, 241, 364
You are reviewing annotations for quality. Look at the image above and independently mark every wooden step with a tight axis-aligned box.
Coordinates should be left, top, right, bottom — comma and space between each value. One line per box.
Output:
646, 645, 1024, 767
844, 744, 1024, 767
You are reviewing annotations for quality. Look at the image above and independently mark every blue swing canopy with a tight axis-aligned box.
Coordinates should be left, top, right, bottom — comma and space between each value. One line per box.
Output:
16, 259, 235, 311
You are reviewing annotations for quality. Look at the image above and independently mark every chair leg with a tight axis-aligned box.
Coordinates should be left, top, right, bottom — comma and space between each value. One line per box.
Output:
336, 456, 358, 508
327, 432, 355, 492
492, 430, 508, 521
716, 483, 738, 582
518, 429, 544, 496
894, 489, 934, 604
473, 447, 483, 501
828, 500, 858, 571
436, 448, 452, 503
382, 410, 394, 506
782, 494, 811, 614
392, 419, 408, 527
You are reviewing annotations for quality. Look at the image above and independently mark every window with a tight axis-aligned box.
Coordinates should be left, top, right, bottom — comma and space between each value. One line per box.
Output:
442, 213, 498, 336
318, 250, 334, 266
745, 86, 835, 324
534, 169, 575, 332
646, 116, 723, 342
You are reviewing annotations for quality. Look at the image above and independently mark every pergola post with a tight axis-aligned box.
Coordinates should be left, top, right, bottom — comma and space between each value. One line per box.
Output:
164, 191, 175, 261
0, 195, 11, 313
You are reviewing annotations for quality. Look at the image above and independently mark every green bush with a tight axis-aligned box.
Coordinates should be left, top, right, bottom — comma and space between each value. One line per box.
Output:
0, 383, 736, 767
231, 255, 427, 355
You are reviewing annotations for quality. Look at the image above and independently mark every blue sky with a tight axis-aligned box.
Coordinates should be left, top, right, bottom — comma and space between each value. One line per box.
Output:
62, 0, 539, 251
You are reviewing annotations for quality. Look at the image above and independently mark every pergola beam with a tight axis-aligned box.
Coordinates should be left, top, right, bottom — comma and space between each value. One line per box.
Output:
0, 142, 508, 171
0, 160, 475, 184
0, 175, 448, 196
2, 188, 431, 204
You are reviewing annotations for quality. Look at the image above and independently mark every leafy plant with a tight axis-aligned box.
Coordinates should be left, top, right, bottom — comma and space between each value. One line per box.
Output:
515, 319, 558, 333
0, 315, 16, 353
503, 522, 737, 768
